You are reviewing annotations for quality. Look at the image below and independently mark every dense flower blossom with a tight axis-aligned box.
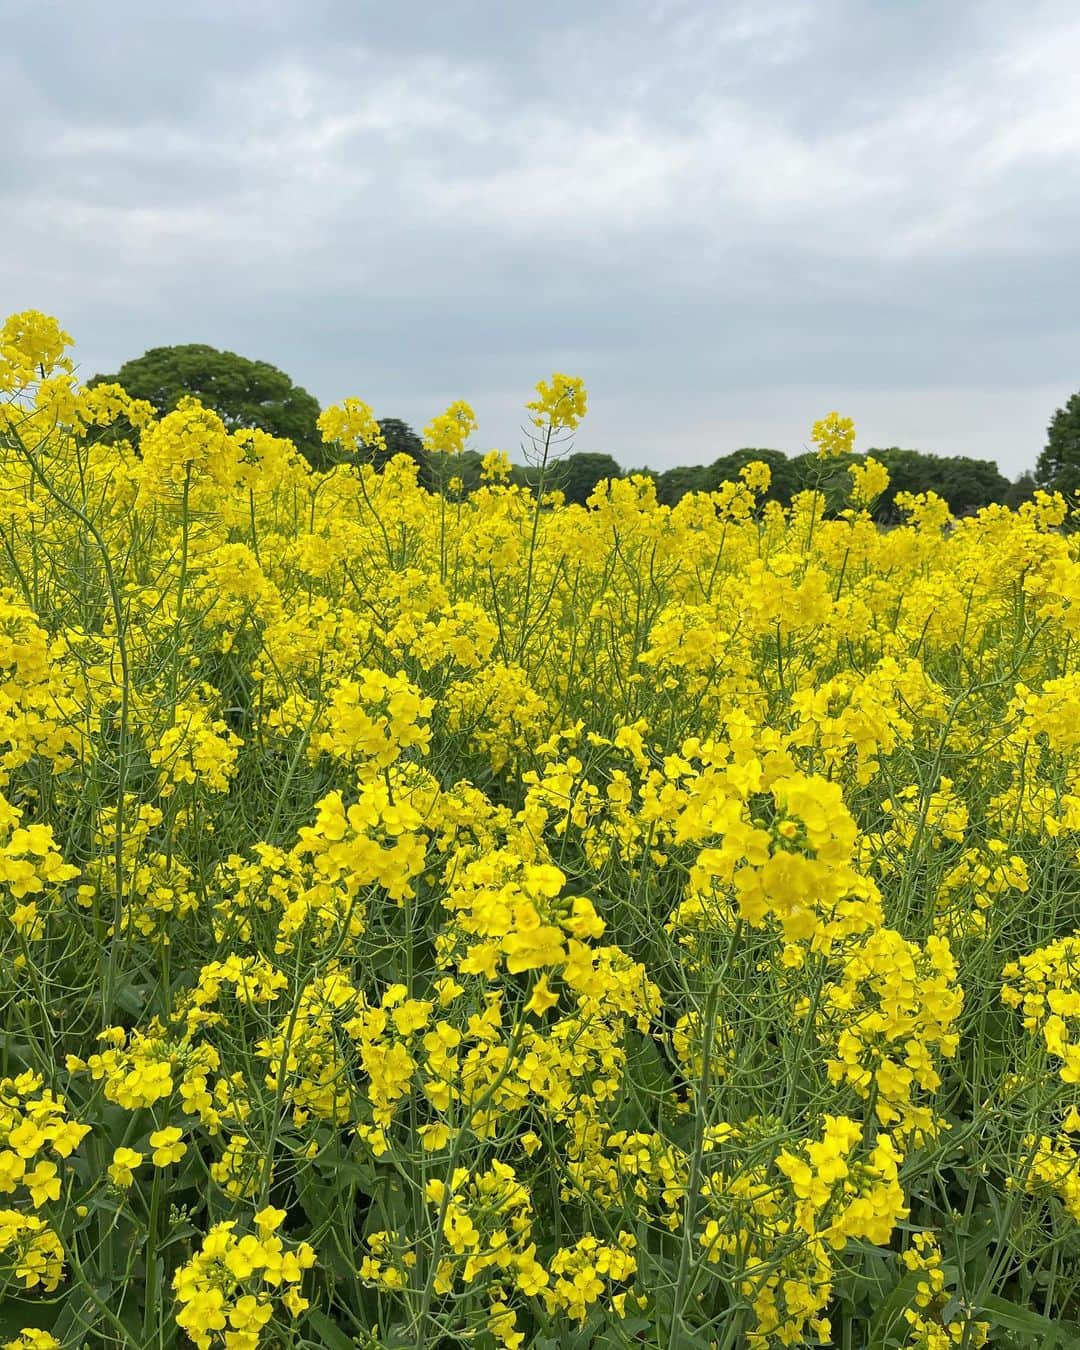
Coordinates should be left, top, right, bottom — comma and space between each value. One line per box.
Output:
1, 310, 1079, 1346
811, 410, 856, 458
423, 399, 478, 456
526, 373, 588, 432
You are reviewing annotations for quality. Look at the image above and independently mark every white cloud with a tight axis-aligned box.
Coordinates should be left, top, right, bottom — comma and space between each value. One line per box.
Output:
2, 0, 1078, 479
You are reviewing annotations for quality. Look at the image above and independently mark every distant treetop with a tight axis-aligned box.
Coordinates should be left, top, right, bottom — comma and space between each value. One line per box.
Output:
1036, 391, 1080, 497
91, 343, 327, 469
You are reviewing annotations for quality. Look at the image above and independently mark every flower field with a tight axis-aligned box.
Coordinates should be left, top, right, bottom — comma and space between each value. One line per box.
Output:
3, 310, 1080, 1348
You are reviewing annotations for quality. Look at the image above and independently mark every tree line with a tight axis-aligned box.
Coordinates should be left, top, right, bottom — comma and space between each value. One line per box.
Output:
91, 343, 1077, 513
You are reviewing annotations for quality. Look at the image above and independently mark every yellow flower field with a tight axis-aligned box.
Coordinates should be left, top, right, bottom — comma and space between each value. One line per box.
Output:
1, 309, 1080, 1347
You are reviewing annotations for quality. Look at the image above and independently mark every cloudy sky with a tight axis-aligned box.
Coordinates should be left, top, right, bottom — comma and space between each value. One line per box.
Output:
4, 0, 1080, 475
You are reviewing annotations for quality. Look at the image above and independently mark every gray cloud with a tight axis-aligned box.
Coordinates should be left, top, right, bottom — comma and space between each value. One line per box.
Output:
4, 0, 1080, 474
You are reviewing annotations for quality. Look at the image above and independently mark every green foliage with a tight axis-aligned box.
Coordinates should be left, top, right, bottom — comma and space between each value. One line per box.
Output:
652, 464, 704, 505
624, 466, 658, 490
551, 452, 623, 505
353, 417, 433, 488
632, 445, 1017, 519
702, 448, 801, 502
867, 448, 1010, 522
91, 343, 328, 469
427, 447, 486, 495
1036, 391, 1080, 497
1006, 471, 1037, 509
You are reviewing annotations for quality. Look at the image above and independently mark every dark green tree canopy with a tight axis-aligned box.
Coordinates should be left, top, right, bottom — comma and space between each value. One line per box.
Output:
864, 449, 1010, 522
349, 417, 433, 488
90, 343, 327, 468
1036, 392, 1080, 497
1005, 471, 1036, 509
646, 445, 1014, 518
444, 449, 487, 495
932, 454, 1011, 516
655, 464, 707, 505
703, 448, 800, 502
552, 452, 623, 505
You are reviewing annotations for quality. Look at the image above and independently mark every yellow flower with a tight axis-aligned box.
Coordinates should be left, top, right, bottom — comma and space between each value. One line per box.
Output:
418, 1123, 453, 1151
739, 460, 772, 494
226, 1294, 272, 1333
24, 1162, 61, 1208
281, 1287, 309, 1317
149, 1127, 186, 1168
526, 373, 588, 432
849, 456, 890, 506
7, 1123, 45, 1159
0, 310, 73, 390
423, 400, 477, 457
2, 1332, 63, 1350
317, 398, 385, 454
0, 1151, 26, 1193
254, 1206, 286, 1237
524, 974, 560, 1016
481, 449, 513, 481
811, 410, 856, 458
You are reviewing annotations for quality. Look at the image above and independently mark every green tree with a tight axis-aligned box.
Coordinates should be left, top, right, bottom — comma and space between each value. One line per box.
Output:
552, 452, 623, 505
91, 343, 327, 468
1036, 391, 1080, 496
655, 464, 707, 506
703, 448, 801, 503
353, 417, 432, 487
863, 449, 927, 522
623, 466, 657, 485
933, 455, 1010, 516
428, 448, 485, 495
868, 449, 1009, 522
1005, 471, 1036, 509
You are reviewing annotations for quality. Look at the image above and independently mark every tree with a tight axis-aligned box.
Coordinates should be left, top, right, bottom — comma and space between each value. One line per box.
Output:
1036, 391, 1080, 497
355, 417, 432, 488
624, 466, 658, 486
1005, 471, 1036, 509
91, 344, 327, 469
862, 449, 927, 522
551, 452, 623, 506
702, 449, 801, 503
655, 464, 707, 506
868, 449, 1010, 522
933, 455, 1010, 516
428, 448, 485, 496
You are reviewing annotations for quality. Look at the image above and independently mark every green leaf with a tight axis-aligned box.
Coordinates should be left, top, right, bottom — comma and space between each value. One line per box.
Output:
0, 1297, 60, 1339
859, 1245, 895, 1305
866, 1269, 924, 1350
622, 1031, 674, 1130
330, 1156, 377, 1192
296, 1167, 338, 1231
304, 1307, 358, 1349
112, 978, 150, 1016
976, 1294, 1066, 1347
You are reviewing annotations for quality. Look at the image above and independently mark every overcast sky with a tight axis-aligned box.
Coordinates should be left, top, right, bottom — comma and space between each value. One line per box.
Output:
4, 0, 1080, 475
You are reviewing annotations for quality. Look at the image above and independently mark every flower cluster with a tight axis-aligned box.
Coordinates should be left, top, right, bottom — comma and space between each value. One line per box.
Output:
423, 399, 478, 456
526, 373, 588, 432
316, 397, 385, 455
0, 1074, 88, 1298
1, 309, 1080, 1347
811, 410, 856, 458
173, 1208, 315, 1350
